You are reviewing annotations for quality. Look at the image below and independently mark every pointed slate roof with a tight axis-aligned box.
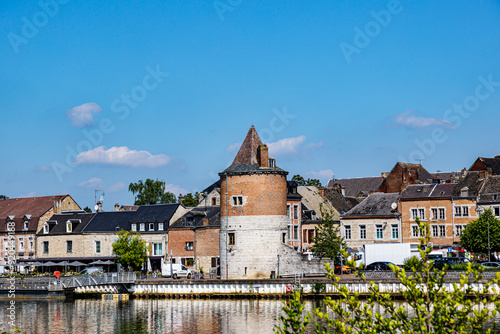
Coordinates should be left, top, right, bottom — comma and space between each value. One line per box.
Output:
231, 125, 263, 165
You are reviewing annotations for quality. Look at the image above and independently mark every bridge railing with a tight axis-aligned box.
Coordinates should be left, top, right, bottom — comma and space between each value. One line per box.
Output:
60, 272, 137, 288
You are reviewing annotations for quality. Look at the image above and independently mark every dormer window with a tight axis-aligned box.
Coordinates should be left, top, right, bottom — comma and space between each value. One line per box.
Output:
269, 158, 276, 168
23, 221, 29, 230
158, 223, 164, 231
186, 216, 194, 226
139, 223, 145, 231
66, 221, 72, 233
461, 187, 469, 198
43, 224, 49, 234
131, 223, 137, 231
149, 223, 154, 231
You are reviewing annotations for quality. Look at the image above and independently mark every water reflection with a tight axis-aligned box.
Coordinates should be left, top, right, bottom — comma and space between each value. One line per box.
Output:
1, 298, 499, 333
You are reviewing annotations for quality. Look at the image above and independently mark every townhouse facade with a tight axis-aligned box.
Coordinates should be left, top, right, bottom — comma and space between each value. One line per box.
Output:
0, 195, 80, 268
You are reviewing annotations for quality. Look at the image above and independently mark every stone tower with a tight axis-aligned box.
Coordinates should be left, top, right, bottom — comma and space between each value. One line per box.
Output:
219, 125, 292, 279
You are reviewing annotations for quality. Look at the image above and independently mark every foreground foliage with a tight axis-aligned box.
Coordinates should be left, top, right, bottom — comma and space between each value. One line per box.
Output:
276, 218, 500, 333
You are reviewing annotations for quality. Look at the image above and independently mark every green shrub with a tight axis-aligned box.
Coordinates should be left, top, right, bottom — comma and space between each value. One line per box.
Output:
311, 282, 326, 294
402, 256, 423, 271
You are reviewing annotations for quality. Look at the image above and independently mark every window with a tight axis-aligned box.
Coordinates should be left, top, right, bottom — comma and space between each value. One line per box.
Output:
181, 258, 194, 267
344, 225, 351, 240
269, 158, 275, 168
211, 197, 217, 206
432, 208, 438, 220
28, 238, 33, 251
282, 232, 286, 243
158, 223, 164, 231
293, 225, 299, 240
391, 225, 399, 239
432, 225, 438, 237
23, 221, 29, 230
67, 240, 72, 253
308, 229, 314, 243
139, 223, 145, 231
19, 239, 24, 251
456, 225, 463, 237
131, 223, 137, 231
439, 208, 445, 220
95, 240, 101, 254
411, 208, 425, 220
232, 196, 243, 206
439, 225, 446, 237
186, 242, 194, 251
418, 208, 425, 220
228, 233, 235, 245
153, 243, 163, 256
66, 222, 72, 233
287, 204, 290, 219
411, 209, 418, 220
293, 205, 298, 219
495, 207, 500, 217
43, 224, 49, 234
455, 206, 462, 217
360, 225, 366, 239
376, 225, 383, 239
43, 241, 49, 254
149, 223, 154, 231
462, 206, 469, 217
412, 226, 419, 237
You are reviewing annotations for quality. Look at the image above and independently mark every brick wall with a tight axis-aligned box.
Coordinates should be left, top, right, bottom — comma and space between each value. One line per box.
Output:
220, 173, 287, 217
168, 227, 219, 270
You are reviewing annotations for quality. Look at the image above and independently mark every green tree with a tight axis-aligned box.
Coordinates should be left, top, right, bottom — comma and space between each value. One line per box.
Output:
83, 206, 92, 213
309, 208, 345, 263
460, 209, 500, 260
276, 218, 500, 333
291, 174, 322, 187
112, 230, 148, 271
128, 179, 176, 205
180, 192, 200, 207
0, 195, 8, 200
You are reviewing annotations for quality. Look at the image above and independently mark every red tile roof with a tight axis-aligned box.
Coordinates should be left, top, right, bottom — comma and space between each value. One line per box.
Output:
0, 195, 67, 219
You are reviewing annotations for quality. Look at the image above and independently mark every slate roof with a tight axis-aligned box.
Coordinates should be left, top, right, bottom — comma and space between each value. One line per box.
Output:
44, 212, 96, 234
170, 206, 220, 228
452, 172, 485, 199
326, 177, 383, 197
232, 125, 263, 165
400, 184, 455, 200
470, 157, 500, 175
83, 203, 182, 232
323, 187, 357, 215
343, 193, 400, 218
478, 175, 500, 203
397, 162, 434, 182
202, 180, 221, 194
297, 186, 336, 220
431, 171, 462, 183
0, 195, 70, 232
221, 163, 287, 175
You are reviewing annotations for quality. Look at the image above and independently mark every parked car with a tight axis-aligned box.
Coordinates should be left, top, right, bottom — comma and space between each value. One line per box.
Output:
480, 262, 500, 268
365, 262, 397, 271
80, 267, 104, 275
432, 257, 469, 270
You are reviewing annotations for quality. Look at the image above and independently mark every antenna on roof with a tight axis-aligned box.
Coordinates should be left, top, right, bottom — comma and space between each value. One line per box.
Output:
415, 159, 426, 165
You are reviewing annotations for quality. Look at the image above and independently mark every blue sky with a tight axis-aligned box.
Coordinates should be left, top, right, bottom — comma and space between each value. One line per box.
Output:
1, 0, 499, 210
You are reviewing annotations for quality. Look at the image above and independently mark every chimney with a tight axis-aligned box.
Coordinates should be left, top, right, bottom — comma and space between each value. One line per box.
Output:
257, 144, 269, 168
53, 196, 62, 214
495, 155, 500, 159
318, 188, 325, 198
114, 203, 119, 211
97, 201, 103, 212
341, 186, 346, 197
381, 172, 389, 178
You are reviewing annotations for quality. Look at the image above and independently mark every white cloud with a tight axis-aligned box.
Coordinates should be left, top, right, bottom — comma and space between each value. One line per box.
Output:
66, 102, 102, 127
396, 110, 452, 129
78, 177, 104, 188
75, 146, 171, 168
107, 181, 126, 193
165, 184, 189, 196
225, 142, 241, 153
305, 169, 335, 181
267, 136, 306, 155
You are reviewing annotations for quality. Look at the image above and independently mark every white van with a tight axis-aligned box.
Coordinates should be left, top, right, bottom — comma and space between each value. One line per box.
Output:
161, 263, 192, 279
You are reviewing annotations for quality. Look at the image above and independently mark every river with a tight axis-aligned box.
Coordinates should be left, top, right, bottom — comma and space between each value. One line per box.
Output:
1, 298, 499, 333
